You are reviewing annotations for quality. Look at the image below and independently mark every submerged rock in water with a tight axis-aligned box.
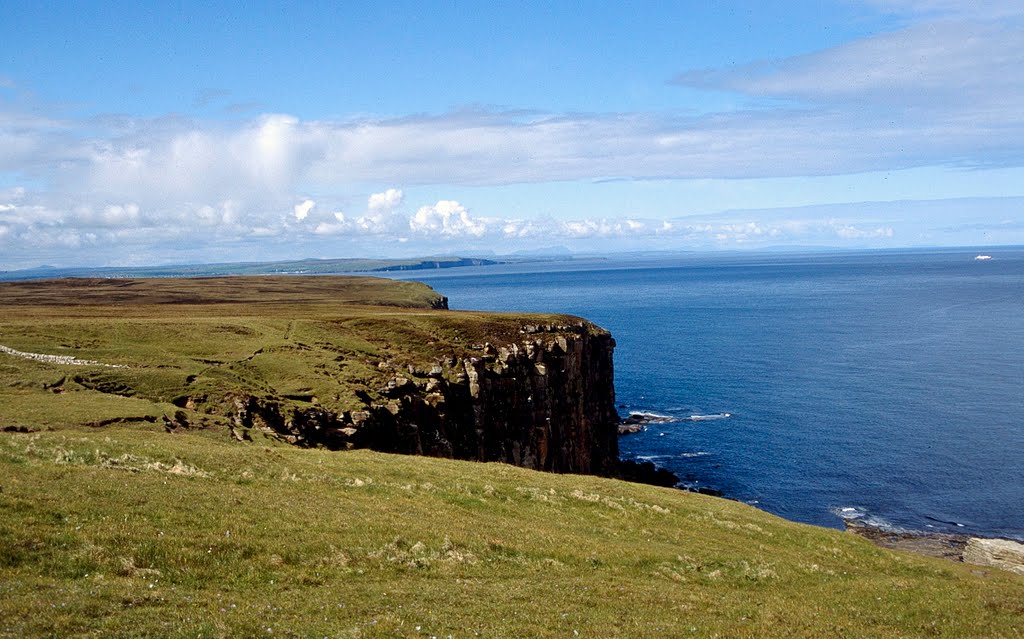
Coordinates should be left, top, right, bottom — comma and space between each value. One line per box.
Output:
618, 422, 645, 435
618, 412, 676, 434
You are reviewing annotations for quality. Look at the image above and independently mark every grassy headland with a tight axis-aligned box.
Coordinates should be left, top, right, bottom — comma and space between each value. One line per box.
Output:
1, 276, 1022, 637
0, 277, 575, 434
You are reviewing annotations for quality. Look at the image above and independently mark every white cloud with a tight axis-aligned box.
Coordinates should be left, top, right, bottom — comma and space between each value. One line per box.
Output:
834, 224, 895, 239
313, 211, 350, 236
99, 203, 140, 226
4, 189, 1022, 269
1, 4, 1022, 266
313, 222, 343, 235
677, 20, 1024, 105
558, 219, 650, 238
293, 199, 315, 221
409, 200, 488, 237
368, 188, 403, 212
3, 51, 1023, 217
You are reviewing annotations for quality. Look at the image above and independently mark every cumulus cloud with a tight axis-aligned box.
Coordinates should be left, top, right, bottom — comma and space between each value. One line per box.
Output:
649, 217, 895, 245
6, 25, 1024, 214
3, 28, 1024, 240
293, 199, 315, 221
368, 188, 403, 212
313, 211, 349, 236
555, 218, 658, 239
409, 200, 488, 237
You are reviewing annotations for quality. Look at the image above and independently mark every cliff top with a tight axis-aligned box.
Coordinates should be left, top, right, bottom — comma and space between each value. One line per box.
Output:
0, 276, 604, 431
0, 275, 450, 311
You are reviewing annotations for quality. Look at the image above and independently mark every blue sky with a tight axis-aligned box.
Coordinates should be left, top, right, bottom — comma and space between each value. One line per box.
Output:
2, 0, 1023, 267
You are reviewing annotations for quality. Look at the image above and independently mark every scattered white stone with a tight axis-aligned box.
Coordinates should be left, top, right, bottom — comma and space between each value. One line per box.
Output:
0, 344, 128, 368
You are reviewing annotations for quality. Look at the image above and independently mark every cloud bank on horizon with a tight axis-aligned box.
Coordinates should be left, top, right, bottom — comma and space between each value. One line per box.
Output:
1, 0, 1023, 268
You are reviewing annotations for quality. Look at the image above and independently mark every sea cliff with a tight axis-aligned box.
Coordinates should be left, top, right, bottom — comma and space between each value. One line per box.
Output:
229, 322, 620, 475
0, 276, 621, 477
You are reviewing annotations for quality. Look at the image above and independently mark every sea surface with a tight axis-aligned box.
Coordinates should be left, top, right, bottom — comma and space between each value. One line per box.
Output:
392, 248, 1024, 539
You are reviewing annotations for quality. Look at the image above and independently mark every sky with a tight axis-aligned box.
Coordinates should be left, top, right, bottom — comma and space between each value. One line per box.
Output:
2, 0, 1023, 268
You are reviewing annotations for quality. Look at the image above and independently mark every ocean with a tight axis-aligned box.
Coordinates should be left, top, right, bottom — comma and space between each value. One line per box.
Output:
393, 248, 1024, 540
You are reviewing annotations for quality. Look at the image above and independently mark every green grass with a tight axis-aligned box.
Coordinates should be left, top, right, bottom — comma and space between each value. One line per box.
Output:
1, 425, 1022, 638
2, 276, 1022, 637
0, 277, 578, 431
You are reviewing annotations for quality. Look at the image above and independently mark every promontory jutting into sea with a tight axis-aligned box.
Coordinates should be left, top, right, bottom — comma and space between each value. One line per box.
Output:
395, 247, 1024, 541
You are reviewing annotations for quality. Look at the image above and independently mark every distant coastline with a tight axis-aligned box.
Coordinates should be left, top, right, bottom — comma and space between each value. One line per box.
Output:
0, 256, 508, 282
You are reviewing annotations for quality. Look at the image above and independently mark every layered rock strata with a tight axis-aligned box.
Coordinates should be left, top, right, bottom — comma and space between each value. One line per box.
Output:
963, 538, 1024, 575
228, 322, 620, 476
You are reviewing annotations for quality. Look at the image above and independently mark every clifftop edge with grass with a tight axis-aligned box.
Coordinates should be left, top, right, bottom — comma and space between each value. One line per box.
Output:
0, 276, 619, 474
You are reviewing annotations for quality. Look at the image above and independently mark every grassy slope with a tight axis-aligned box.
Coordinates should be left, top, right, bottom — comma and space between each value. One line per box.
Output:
0, 277, 577, 431
1, 276, 1022, 637
1, 425, 1022, 638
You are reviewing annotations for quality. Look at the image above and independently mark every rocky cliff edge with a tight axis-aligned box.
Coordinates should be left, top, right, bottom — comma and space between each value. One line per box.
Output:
226, 321, 620, 476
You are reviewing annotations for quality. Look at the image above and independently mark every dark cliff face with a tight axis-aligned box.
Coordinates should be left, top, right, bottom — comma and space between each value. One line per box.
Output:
230, 322, 620, 476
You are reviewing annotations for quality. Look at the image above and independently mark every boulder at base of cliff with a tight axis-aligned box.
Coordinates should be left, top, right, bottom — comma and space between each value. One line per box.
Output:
616, 459, 680, 488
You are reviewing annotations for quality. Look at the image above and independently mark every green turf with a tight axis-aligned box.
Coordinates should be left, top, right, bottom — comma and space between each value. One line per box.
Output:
1, 426, 1022, 638
0, 276, 578, 432
2, 276, 1021, 637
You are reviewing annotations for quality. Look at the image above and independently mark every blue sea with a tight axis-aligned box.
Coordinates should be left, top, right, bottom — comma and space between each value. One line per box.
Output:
394, 248, 1024, 540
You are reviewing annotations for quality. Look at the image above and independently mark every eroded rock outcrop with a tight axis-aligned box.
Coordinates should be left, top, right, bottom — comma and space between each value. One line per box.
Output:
963, 538, 1024, 575
228, 322, 620, 476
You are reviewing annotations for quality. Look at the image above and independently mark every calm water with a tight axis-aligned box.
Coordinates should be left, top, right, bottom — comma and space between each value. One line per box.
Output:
395, 249, 1024, 539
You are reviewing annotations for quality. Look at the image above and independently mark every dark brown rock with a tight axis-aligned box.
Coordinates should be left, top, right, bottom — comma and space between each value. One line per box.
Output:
230, 322, 621, 477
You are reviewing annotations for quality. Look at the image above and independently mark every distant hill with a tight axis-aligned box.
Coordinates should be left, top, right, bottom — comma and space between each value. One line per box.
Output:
0, 256, 501, 281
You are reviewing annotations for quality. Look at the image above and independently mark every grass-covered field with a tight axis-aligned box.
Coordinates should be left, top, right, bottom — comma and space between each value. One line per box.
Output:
2, 276, 1022, 637
2, 425, 1023, 638
0, 277, 575, 433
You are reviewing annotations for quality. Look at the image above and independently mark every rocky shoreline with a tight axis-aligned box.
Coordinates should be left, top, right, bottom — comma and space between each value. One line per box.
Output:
615, 411, 725, 495
845, 521, 1024, 575
844, 521, 969, 562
